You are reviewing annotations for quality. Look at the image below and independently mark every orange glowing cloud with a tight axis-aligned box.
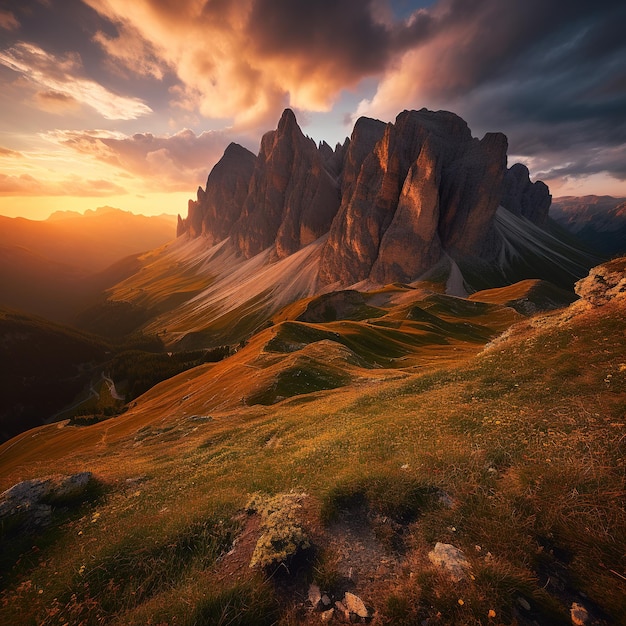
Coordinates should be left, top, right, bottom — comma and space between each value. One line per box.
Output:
0, 147, 24, 158
83, 0, 411, 130
35, 90, 82, 114
46, 127, 241, 191
0, 42, 153, 120
0, 173, 126, 197
93, 24, 167, 80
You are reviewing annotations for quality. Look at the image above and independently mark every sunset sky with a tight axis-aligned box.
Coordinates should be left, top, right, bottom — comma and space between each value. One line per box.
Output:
1, 0, 625, 220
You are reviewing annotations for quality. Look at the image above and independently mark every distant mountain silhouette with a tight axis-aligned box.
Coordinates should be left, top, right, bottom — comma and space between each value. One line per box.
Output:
550, 195, 626, 257
0, 208, 176, 322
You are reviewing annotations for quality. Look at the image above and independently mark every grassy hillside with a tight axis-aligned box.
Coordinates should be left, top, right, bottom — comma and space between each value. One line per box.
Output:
1, 263, 624, 625
0, 308, 222, 442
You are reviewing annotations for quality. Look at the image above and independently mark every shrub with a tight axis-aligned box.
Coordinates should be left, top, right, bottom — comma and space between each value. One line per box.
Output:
246, 492, 310, 569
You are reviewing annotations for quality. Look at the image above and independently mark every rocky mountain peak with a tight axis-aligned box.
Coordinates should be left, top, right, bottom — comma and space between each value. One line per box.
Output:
277, 107, 298, 132
502, 163, 551, 226
229, 108, 341, 259
177, 142, 256, 242
179, 107, 553, 287
318, 109, 509, 285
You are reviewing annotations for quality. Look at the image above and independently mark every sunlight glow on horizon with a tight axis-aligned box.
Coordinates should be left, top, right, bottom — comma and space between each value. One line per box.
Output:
0, 191, 188, 221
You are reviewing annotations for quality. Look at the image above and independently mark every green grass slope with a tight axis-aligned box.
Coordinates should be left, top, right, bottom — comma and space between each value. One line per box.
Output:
1, 265, 624, 625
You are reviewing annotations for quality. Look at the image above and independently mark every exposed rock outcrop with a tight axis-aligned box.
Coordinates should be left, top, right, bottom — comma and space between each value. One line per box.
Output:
230, 109, 341, 259
180, 107, 555, 287
501, 163, 551, 226
319, 109, 508, 284
178, 143, 256, 241
574, 257, 626, 306
0, 472, 94, 530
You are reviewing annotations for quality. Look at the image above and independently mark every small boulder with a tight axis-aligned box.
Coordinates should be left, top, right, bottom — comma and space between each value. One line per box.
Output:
344, 592, 368, 618
308, 583, 322, 609
0, 473, 93, 531
575, 258, 626, 306
428, 542, 471, 582
571, 602, 589, 625
335, 600, 350, 621
320, 608, 334, 622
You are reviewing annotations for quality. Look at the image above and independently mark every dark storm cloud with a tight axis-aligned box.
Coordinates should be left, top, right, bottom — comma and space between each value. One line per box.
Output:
464, 2, 626, 181
539, 149, 626, 182
361, 0, 626, 185
248, 0, 393, 76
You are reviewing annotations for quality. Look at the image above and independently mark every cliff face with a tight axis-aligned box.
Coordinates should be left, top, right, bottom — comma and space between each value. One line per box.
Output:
501, 163, 551, 227
318, 109, 508, 284
179, 108, 552, 286
177, 143, 256, 242
230, 109, 341, 259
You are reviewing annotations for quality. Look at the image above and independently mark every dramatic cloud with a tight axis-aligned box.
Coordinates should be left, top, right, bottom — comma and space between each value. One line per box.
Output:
1, 0, 625, 214
245, 0, 390, 109
47, 127, 245, 191
83, 0, 435, 130
93, 24, 167, 79
0, 42, 153, 120
0, 172, 126, 196
357, 0, 626, 184
532, 144, 626, 184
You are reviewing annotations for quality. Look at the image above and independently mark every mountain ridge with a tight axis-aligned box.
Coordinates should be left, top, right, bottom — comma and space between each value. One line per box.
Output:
550, 195, 626, 256
178, 108, 554, 288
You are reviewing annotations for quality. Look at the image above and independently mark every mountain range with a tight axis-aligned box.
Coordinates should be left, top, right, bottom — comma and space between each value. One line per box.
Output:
550, 195, 626, 256
179, 108, 560, 288
0, 109, 613, 440
90, 108, 596, 350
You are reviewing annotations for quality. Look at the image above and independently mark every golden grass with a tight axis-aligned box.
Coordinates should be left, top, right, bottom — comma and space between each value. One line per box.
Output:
1, 288, 625, 624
